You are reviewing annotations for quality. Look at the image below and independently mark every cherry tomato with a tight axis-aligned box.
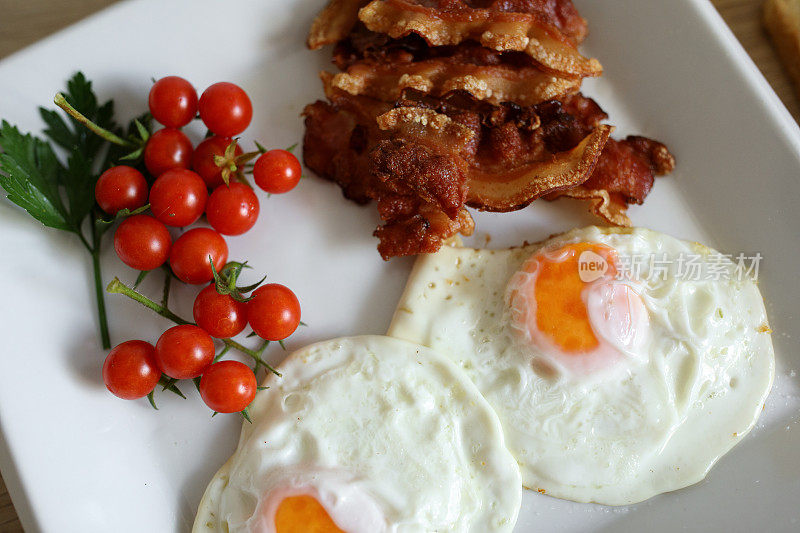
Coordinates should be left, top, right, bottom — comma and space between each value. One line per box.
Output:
143, 128, 193, 177
95, 166, 148, 215
199, 360, 257, 413
102, 340, 161, 400
154, 324, 215, 379
191, 136, 243, 189
169, 227, 228, 284
148, 76, 198, 128
253, 149, 301, 194
205, 183, 260, 236
193, 285, 248, 338
247, 284, 301, 341
198, 82, 252, 137
149, 168, 208, 227
113, 215, 172, 271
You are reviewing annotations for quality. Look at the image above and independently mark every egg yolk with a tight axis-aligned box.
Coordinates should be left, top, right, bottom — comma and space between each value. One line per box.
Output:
523, 242, 618, 354
274, 495, 345, 533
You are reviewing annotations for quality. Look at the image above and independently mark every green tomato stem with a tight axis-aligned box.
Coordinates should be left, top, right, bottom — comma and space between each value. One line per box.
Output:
105, 277, 280, 376
106, 277, 189, 325
54, 93, 135, 148
161, 267, 172, 308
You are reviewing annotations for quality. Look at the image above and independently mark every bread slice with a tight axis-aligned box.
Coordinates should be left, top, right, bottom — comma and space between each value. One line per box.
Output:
764, 0, 800, 98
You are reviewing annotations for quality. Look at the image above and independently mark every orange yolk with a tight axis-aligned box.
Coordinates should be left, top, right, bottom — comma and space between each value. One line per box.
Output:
274, 495, 345, 533
526, 243, 618, 354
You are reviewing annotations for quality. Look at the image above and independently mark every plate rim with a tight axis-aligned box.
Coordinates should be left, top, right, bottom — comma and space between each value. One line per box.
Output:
0, 0, 799, 531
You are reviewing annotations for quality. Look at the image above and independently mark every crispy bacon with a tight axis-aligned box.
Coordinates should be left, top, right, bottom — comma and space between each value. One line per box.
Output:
358, 0, 602, 78
303, 79, 475, 259
308, 0, 587, 50
487, 0, 588, 45
466, 126, 610, 211
303, 77, 611, 258
329, 32, 581, 106
304, 0, 676, 257
307, 0, 371, 49
531, 93, 675, 225
547, 136, 676, 225
334, 25, 531, 68
389, 91, 611, 210
374, 204, 475, 258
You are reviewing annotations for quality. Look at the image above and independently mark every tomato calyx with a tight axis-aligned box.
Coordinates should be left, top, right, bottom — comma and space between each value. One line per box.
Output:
211, 139, 263, 186
146, 375, 188, 410
118, 118, 153, 162
209, 259, 266, 303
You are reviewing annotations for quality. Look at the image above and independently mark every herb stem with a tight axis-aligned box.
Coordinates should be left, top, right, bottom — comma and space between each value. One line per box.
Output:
91, 249, 111, 349
90, 221, 111, 349
54, 93, 135, 148
77, 231, 92, 253
106, 278, 280, 376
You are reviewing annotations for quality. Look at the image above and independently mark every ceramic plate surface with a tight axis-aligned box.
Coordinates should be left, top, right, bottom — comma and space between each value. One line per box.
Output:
0, 0, 799, 531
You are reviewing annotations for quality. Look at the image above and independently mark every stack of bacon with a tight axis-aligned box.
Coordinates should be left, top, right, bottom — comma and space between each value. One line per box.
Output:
302, 0, 675, 259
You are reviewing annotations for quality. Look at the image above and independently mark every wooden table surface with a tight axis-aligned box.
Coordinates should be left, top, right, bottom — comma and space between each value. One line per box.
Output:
0, 0, 798, 530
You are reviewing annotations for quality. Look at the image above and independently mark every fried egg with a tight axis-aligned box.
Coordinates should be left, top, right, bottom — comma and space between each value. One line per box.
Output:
387, 226, 775, 505
193, 335, 521, 532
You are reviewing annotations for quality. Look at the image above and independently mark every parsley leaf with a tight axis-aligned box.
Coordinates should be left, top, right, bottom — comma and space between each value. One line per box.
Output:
0, 121, 70, 230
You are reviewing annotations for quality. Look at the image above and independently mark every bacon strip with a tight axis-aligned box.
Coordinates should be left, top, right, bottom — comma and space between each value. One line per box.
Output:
358, 0, 602, 78
547, 136, 676, 225
467, 125, 610, 211
303, 78, 475, 258
392, 90, 611, 211
307, 0, 371, 49
330, 28, 580, 106
374, 107, 474, 218
331, 56, 580, 106
483, 0, 589, 45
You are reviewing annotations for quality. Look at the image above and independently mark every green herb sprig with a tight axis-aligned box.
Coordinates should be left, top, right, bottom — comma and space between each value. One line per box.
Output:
0, 72, 151, 349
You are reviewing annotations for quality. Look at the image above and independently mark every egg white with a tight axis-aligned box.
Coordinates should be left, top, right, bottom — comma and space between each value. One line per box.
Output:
193, 335, 521, 532
387, 226, 775, 505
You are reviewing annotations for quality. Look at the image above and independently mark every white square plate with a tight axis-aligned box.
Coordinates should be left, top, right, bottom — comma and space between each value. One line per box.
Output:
1, 0, 799, 531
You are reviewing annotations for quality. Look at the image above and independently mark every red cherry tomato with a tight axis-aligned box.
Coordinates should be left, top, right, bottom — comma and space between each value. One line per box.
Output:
143, 128, 193, 177
95, 166, 148, 215
205, 183, 260, 236
148, 76, 198, 128
198, 82, 252, 137
193, 285, 248, 338
247, 284, 301, 341
169, 228, 228, 284
253, 149, 301, 194
102, 340, 162, 400
113, 215, 172, 271
191, 136, 243, 189
154, 325, 215, 379
199, 360, 257, 413
148, 168, 208, 227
